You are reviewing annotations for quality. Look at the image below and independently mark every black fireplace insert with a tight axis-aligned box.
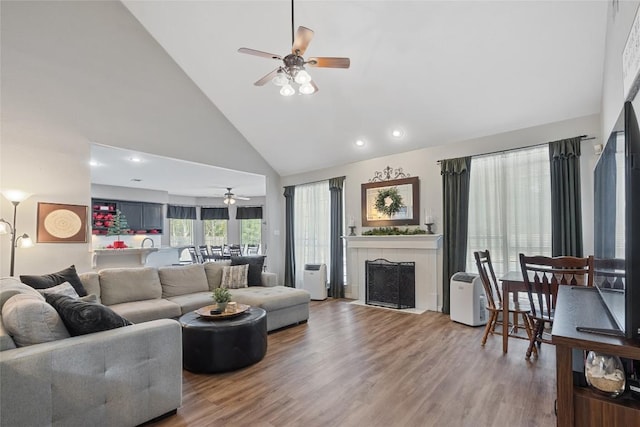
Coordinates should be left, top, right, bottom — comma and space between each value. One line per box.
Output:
365, 258, 415, 309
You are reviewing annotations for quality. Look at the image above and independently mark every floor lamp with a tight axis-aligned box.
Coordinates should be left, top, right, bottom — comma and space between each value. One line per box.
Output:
0, 190, 33, 276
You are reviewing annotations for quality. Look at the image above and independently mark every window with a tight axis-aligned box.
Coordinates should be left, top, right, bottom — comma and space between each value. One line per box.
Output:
240, 219, 262, 246
204, 220, 227, 246
169, 219, 194, 246
294, 180, 331, 288
466, 145, 552, 276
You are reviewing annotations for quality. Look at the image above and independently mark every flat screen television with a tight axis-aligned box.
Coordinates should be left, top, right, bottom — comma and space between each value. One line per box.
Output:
593, 101, 640, 341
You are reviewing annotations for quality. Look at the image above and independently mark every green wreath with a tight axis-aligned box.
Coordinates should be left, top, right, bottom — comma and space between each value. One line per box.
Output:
375, 187, 404, 217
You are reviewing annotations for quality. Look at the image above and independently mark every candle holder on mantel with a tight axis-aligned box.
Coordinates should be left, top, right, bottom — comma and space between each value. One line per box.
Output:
424, 223, 435, 234
348, 226, 357, 236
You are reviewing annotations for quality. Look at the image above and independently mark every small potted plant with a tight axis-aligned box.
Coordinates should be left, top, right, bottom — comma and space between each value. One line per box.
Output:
212, 287, 232, 312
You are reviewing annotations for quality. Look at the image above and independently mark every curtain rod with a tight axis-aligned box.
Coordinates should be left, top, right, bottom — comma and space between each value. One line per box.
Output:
436, 135, 595, 164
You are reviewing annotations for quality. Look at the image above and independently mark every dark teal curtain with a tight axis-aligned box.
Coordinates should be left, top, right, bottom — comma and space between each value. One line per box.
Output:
201, 207, 229, 220
283, 186, 296, 288
441, 157, 471, 315
236, 206, 263, 219
549, 137, 583, 257
167, 205, 197, 219
329, 177, 345, 298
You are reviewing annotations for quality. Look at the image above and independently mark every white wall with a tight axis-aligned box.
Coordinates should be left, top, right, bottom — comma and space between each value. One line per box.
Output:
0, 1, 282, 278
282, 114, 601, 301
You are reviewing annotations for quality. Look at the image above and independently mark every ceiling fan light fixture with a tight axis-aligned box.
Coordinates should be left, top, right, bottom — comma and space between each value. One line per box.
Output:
272, 70, 290, 86
294, 69, 311, 85
280, 84, 295, 96
299, 82, 315, 95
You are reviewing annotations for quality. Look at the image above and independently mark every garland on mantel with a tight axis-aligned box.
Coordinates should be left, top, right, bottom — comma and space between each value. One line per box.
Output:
362, 227, 426, 236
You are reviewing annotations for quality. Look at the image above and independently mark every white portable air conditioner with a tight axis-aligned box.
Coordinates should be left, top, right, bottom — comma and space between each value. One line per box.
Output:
303, 264, 327, 300
449, 272, 487, 326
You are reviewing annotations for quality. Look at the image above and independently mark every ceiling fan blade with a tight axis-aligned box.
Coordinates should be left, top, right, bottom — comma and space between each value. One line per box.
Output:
292, 26, 314, 56
307, 57, 351, 69
254, 68, 279, 86
238, 48, 282, 61
235, 196, 251, 201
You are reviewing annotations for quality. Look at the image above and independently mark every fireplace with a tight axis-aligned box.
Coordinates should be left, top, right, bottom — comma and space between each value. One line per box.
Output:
365, 258, 415, 309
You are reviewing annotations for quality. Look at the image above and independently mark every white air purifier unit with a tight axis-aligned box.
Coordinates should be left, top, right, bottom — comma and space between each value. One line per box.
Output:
449, 272, 487, 326
303, 264, 327, 300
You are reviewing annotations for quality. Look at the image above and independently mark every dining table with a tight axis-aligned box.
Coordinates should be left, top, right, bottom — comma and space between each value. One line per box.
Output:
498, 270, 528, 353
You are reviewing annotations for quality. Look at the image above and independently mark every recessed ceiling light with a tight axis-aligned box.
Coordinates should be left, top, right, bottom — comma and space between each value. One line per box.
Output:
89, 160, 99, 167
355, 139, 365, 147
129, 156, 142, 163
391, 129, 405, 138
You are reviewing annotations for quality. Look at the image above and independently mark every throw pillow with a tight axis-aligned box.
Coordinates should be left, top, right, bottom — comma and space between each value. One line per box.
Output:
220, 264, 249, 289
20, 265, 88, 297
230, 256, 266, 286
2, 293, 70, 347
44, 293, 132, 336
37, 281, 79, 298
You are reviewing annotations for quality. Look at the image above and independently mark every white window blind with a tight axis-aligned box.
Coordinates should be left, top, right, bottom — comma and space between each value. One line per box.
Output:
466, 145, 552, 276
294, 180, 331, 288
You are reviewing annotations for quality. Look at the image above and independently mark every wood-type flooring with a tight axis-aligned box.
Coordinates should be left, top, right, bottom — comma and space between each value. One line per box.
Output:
148, 299, 556, 427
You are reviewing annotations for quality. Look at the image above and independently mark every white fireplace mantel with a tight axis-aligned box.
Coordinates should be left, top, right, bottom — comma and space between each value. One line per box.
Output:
344, 234, 442, 311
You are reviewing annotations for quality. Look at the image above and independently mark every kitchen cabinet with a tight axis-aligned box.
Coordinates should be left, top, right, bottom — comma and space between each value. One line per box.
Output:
91, 198, 163, 235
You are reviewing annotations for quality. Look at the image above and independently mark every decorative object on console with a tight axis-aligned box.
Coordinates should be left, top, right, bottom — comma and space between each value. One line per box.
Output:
37, 202, 87, 243
584, 351, 626, 398
362, 176, 420, 227
212, 286, 232, 312
106, 209, 129, 248
362, 227, 427, 236
0, 190, 34, 276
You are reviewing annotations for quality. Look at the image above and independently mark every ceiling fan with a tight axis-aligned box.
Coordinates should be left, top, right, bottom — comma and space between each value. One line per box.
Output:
238, 0, 350, 96
223, 188, 250, 205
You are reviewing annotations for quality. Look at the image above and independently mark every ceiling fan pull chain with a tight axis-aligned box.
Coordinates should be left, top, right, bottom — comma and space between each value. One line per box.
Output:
291, 0, 295, 47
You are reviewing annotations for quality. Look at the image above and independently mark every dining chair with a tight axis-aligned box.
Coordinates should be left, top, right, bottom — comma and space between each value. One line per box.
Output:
474, 250, 534, 350
519, 253, 594, 359
187, 246, 200, 264
246, 244, 259, 255
210, 245, 224, 258
229, 244, 242, 257
198, 245, 211, 262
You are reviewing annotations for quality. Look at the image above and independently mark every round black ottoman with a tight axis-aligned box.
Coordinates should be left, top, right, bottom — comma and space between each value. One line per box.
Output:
179, 307, 267, 373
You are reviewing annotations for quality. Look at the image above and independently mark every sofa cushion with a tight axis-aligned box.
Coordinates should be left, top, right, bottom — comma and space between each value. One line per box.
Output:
44, 293, 131, 336
108, 299, 181, 324
0, 279, 44, 311
20, 265, 88, 297
230, 256, 266, 286
78, 271, 101, 302
166, 291, 213, 314
99, 267, 162, 306
231, 286, 311, 311
203, 261, 230, 290
159, 264, 209, 298
2, 293, 70, 346
221, 264, 249, 289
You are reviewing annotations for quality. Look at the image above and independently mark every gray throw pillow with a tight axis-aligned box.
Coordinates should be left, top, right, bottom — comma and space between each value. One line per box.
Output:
45, 293, 132, 336
20, 265, 88, 297
230, 256, 266, 286
2, 293, 70, 347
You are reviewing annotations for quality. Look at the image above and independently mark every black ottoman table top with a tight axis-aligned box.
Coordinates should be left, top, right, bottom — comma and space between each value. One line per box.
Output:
179, 306, 267, 373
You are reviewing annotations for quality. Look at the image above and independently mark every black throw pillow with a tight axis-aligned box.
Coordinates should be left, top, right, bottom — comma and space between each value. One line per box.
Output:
44, 293, 132, 336
21, 265, 88, 297
230, 256, 266, 286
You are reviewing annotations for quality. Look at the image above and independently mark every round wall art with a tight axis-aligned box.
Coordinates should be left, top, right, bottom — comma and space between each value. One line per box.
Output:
37, 203, 88, 243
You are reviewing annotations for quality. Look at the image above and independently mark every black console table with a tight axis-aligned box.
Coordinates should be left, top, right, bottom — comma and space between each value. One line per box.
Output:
552, 286, 640, 426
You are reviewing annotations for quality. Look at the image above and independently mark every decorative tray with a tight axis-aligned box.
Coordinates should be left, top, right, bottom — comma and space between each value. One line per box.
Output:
195, 303, 250, 320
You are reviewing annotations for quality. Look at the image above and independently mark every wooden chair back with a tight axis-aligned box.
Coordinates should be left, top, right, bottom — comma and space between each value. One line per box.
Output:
593, 258, 625, 290
198, 245, 210, 261
210, 245, 223, 256
519, 254, 594, 319
473, 250, 502, 311
229, 245, 242, 256
187, 246, 200, 264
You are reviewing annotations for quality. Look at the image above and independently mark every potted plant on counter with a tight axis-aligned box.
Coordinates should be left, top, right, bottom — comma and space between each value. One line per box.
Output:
107, 209, 130, 249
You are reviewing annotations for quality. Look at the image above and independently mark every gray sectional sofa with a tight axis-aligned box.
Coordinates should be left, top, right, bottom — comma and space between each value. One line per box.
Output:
0, 262, 310, 426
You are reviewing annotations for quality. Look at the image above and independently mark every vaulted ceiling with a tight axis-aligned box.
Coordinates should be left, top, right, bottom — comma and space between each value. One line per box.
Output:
122, 1, 607, 177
